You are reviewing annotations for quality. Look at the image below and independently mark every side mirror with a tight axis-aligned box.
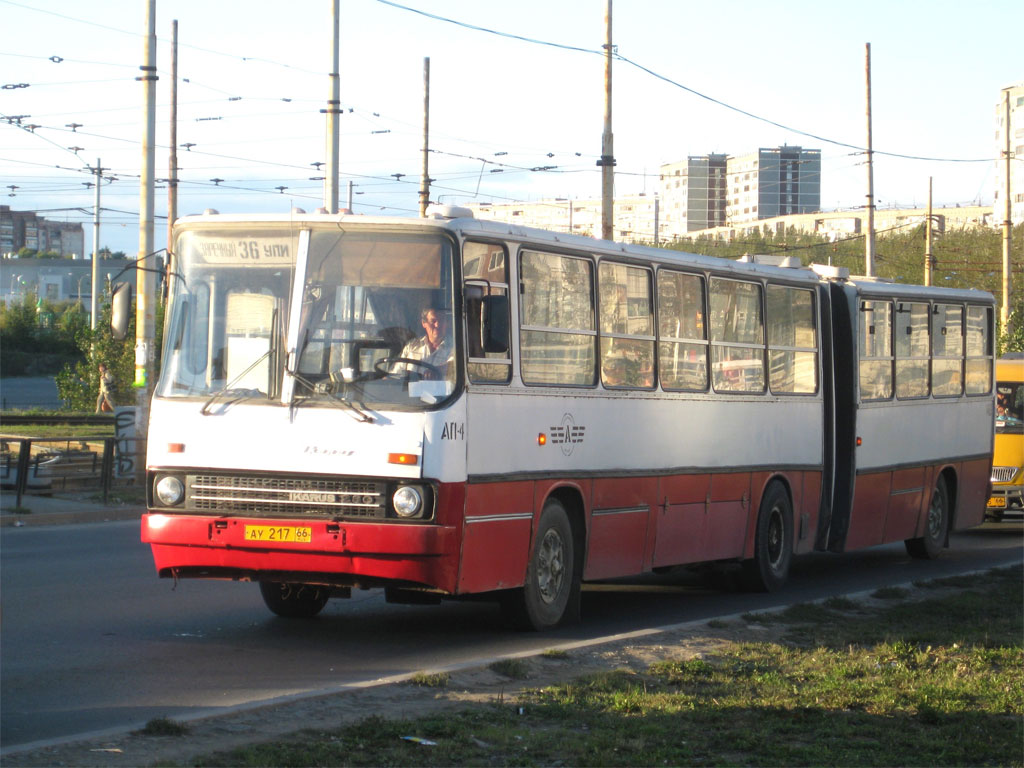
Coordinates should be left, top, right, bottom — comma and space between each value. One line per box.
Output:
481, 294, 509, 354
110, 282, 132, 341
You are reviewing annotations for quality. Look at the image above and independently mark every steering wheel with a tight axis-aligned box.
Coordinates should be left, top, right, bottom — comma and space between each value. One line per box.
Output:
373, 356, 442, 380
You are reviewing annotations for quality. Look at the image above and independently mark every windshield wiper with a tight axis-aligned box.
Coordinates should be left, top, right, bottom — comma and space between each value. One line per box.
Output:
288, 370, 375, 423
200, 350, 272, 415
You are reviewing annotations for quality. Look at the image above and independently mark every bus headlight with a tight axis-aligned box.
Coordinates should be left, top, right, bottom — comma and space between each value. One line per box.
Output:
155, 475, 185, 506
392, 485, 423, 518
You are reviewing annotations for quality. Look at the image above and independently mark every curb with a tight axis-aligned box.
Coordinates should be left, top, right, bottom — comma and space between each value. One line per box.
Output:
0, 505, 145, 527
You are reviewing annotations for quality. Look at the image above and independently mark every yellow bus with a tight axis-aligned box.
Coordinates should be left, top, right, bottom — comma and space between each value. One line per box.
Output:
988, 356, 1024, 519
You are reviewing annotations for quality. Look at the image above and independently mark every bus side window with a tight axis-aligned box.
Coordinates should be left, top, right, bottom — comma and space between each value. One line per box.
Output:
599, 262, 655, 389
766, 284, 818, 394
859, 300, 892, 401
708, 278, 765, 393
519, 250, 596, 386
463, 241, 511, 384
895, 301, 930, 399
657, 270, 707, 391
965, 305, 993, 394
932, 304, 964, 397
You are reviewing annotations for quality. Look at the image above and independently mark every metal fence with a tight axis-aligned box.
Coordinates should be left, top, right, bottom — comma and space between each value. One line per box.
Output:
0, 435, 140, 507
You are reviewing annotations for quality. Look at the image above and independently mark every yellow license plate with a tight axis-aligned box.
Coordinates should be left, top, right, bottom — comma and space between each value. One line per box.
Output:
987, 497, 1007, 509
244, 525, 312, 543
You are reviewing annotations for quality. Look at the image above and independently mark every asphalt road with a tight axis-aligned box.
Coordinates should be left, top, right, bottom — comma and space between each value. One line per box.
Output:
0, 377, 62, 411
1, 517, 1020, 750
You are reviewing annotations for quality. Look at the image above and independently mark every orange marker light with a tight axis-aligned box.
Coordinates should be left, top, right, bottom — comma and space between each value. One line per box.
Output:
388, 453, 419, 466
537, 433, 547, 446
168, 443, 185, 453
856, 437, 863, 447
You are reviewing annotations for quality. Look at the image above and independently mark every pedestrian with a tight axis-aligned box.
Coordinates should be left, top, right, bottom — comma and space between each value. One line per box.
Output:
96, 363, 116, 413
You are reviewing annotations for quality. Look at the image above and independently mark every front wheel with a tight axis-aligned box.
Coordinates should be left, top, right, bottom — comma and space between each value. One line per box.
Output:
503, 499, 580, 631
259, 581, 329, 618
905, 475, 949, 560
742, 482, 793, 592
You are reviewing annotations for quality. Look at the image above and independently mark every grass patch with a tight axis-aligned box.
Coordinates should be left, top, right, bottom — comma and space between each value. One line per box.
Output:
872, 586, 910, 600
408, 672, 449, 688
488, 658, 531, 679
138, 717, 189, 736
193, 566, 1023, 767
540, 648, 568, 659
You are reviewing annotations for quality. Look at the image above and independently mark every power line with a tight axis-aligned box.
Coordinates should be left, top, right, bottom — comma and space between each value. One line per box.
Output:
376, 0, 994, 165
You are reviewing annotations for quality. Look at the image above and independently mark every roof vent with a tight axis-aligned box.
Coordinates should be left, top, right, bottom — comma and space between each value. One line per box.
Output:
203, 208, 219, 216
810, 263, 850, 280
736, 253, 803, 269
425, 204, 474, 220
291, 207, 306, 215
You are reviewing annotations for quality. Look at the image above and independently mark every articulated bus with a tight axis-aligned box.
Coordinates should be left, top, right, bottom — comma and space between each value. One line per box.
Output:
140, 207, 995, 629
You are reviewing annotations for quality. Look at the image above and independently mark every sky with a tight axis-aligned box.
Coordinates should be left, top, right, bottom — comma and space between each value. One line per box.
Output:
2, 0, 1021, 257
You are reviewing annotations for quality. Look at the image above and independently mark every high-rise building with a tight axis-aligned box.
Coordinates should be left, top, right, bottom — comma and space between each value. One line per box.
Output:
659, 154, 727, 233
994, 83, 1024, 226
725, 146, 821, 225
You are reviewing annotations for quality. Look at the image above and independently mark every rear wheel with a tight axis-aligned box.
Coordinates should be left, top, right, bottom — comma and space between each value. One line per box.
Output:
905, 475, 948, 560
742, 482, 793, 592
259, 581, 329, 618
503, 498, 579, 631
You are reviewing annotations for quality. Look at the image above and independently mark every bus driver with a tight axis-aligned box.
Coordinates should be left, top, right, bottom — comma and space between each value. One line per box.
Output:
394, 306, 454, 378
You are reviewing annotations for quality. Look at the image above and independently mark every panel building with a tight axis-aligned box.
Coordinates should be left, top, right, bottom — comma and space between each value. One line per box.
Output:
0, 206, 85, 258
725, 146, 821, 225
659, 154, 728, 233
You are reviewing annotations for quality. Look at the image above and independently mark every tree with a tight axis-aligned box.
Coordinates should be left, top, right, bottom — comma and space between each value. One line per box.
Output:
55, 299, 136, 411
998, 306, 1024, 356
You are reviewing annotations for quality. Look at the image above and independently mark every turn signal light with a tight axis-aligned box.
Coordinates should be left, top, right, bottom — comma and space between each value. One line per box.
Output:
388, 453, 419, 466
537, 433, 547, 446
168, 443, 185, 453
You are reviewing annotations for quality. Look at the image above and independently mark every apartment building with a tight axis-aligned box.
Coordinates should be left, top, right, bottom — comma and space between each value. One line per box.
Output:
0, 206, 85, 258
659, 154, 727, 233
725, 146, 821, 225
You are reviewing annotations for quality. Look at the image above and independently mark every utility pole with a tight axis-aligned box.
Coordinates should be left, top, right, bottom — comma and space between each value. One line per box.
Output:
324, 0, 341, 214
419, 57, 430, 217
864, 43, 876, 277
598, 0, 615, 241
90, 158, 102, 329
925, 177, 933, 286
136, 0, 158, 482
654, 195, 660, 247
1001, 89, 1013, 336
167, 19, 179, 268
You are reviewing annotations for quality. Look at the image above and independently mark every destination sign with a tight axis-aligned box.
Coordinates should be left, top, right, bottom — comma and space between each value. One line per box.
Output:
192, 236, 295, 265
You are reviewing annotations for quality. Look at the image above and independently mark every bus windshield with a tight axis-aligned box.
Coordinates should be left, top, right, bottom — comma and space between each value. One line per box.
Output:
157, 226, 457, 411
996, 380, 1023, 433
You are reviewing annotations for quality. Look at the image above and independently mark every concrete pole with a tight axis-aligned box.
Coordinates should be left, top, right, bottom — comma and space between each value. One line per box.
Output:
167, 20, 178, 267
324, 0, 341, 214
925, 177, 933, 286
1002, 89, 1013, 335
136, 0, 158, 482
864, 43, 876, 277
599, 0, 614, 241
419, 57, 430, 217
654, 195, 660, 247
91, 159, 100, 329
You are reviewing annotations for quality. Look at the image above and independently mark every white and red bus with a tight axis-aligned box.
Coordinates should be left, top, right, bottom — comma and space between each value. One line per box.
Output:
139, 208, 995, 629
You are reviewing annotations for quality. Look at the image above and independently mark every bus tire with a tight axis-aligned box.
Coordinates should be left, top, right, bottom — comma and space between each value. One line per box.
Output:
905, 475, 948, 560
504, 498, 578, 631
742, 482, 793, 592
259, 581, 329, 618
